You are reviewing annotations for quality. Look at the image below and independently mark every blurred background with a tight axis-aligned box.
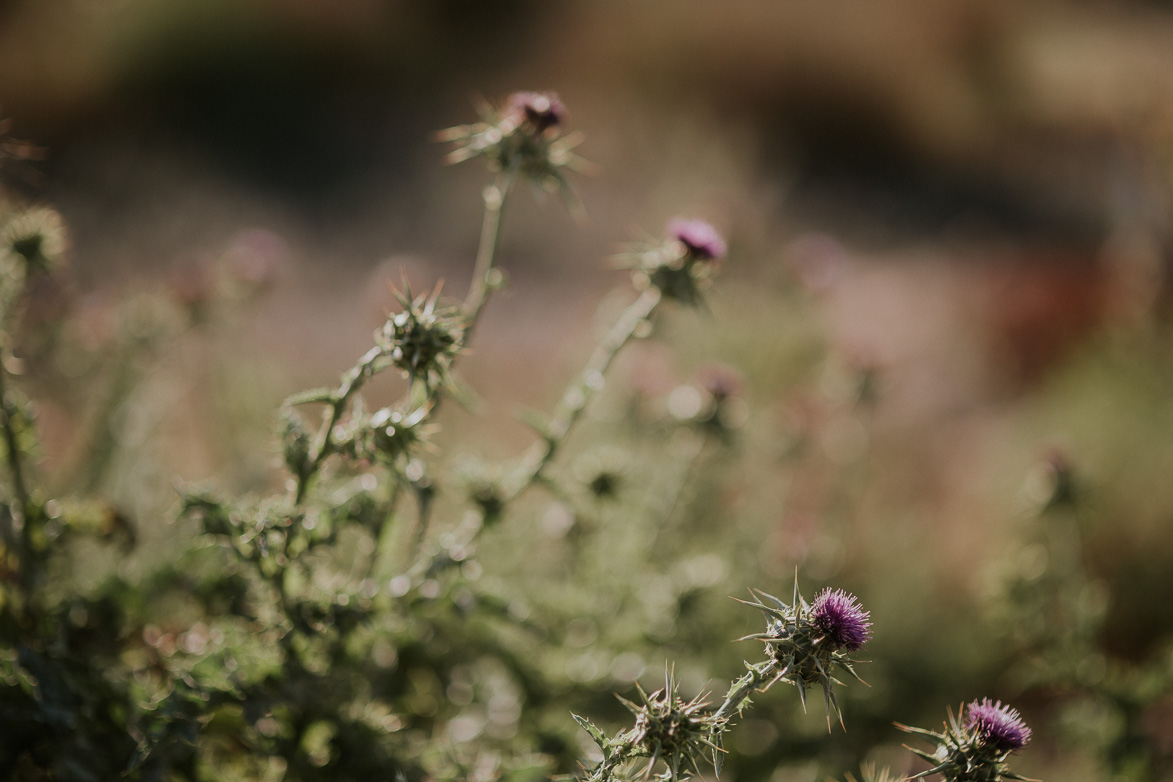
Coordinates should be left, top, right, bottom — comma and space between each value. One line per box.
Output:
3, 1, 1173, 779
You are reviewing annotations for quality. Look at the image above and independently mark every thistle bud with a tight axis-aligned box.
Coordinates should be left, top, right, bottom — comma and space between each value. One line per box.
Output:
616, 671, 717, 782
694, 363, 744, 441
2, 205, 67, 274
379, 283, 464, 392
281, 410, 312, 477
369, 405, 431, 462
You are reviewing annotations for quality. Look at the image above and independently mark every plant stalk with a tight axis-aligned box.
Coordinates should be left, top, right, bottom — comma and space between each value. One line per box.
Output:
504, 286, 662, 501
293, 345, 387, 505
462, 168, 518, 343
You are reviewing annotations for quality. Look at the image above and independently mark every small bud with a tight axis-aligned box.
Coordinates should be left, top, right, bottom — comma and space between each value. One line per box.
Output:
369, 405, 432, 462
281, 410, 312, 476
2, 205, 67, 274
379, 282, 464, 392
575, 450, 627, 500
470, 481, 504, 523
1027, 446, 1077, 511
587, 469, 621, 499
617, 670, 717, 781
693, 364, 744, 441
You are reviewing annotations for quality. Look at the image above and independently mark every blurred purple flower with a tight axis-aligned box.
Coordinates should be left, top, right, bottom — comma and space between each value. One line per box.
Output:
811, 588, 872, 652
667, 219, 726, 261
964, 699, 1032, 752
505, 91, 566, 133
698, 363, 742, 402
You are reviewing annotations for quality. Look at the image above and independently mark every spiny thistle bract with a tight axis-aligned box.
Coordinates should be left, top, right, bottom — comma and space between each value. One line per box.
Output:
898, 700, 1034, 782
367, 404, 433, 461
626, 219, 727, 306
439, 90, 584, 193
738, 582, 872, 728
378, 282, 464, 392
842, 763, 904, 782
620, 671, 720, 782
576, 669, 723, 782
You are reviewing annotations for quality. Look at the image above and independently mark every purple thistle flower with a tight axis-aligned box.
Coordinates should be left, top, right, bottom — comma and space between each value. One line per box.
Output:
505, 91, 566, 133
811, 588, 872, 652
698, 363, 742, 402
964, 698, 1032, 752
667, 219, 727, 261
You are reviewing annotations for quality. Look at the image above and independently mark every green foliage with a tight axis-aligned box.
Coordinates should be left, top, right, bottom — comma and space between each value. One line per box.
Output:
3, 92, 1171, 782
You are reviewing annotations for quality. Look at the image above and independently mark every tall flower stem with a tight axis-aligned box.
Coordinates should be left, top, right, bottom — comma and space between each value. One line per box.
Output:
405, 286, 663, 585
462, 168, 518, 344
503, 286, 662, 502
712, 660, 781, 723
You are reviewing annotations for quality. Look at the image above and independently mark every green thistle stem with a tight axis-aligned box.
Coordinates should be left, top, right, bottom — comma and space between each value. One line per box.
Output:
462, 167, 518, 343
504, 286, 662, 502
586, 750, 636, 782
404, 286, 662, 586
712, 660, 780, 723
292, 345, 388, 506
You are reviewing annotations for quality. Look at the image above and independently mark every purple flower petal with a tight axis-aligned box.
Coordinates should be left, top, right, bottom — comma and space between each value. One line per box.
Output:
667, 219, 727, 261
965, 699, 1032, 752
505, 91, 565, 132
811, 588, 872, 652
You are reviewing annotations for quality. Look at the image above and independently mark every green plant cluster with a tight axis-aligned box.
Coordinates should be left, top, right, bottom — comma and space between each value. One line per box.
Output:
6, 91, 1171, 782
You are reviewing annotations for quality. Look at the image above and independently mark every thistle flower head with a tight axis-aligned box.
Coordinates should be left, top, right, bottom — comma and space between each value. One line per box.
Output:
667, 218, 726, 262
964, 699, 1031, 753
899, 700, 1035, 782
439, 91, 584, 196
812, 588, 873, 652
624, 219, 727, 306
692, 364, 743, 442
739, 580, 870, 729
504, 91, 566, 134
698, 364, 741, 403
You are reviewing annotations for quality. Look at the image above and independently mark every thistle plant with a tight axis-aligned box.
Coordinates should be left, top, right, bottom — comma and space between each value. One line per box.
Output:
0, 95, 1066, 782
898, 699, 1034, 782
